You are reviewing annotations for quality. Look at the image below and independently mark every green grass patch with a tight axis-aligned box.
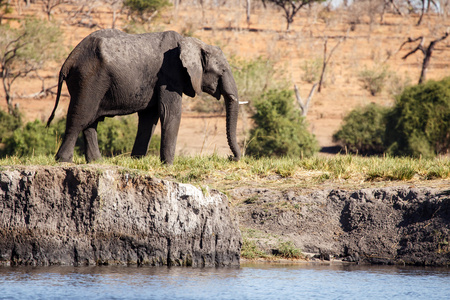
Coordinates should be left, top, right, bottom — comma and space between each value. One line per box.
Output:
276, 241, 303, 259
241, 238, 268, 259
0, 154, 448, 191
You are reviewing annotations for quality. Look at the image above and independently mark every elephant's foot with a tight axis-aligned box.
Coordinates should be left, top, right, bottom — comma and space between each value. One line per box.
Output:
85, 148, 102, 163
228, 155, 240, 162
86, 155, 103, 164
55, 155, 73, 163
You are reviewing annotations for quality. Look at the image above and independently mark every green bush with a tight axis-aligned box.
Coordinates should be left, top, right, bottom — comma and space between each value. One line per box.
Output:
276, 241, 303, 259
0, 114, 160, 158
96, 116, 160, 157
1, 118, 65, 157
358, 65, 391, 96
0, 109, 22, 144
123, 0, 170, 22
301, 58, 322, 84
246, 89, 319, 158
333, 103, 389, 155
385, 77, 450, 158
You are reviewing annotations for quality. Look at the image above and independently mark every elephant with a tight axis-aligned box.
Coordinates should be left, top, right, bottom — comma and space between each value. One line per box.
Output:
47, 29, 242, 165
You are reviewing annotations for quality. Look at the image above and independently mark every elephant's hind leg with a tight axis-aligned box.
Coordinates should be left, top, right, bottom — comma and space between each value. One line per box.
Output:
83, 121, 102, 163
55, 124, 80, 163
56, 77, 108, 163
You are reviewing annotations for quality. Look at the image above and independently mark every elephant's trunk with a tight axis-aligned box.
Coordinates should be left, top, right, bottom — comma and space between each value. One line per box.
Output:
222, 72, 241, 161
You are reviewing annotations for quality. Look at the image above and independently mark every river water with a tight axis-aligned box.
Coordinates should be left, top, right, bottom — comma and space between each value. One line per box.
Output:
0, 263, 449, 299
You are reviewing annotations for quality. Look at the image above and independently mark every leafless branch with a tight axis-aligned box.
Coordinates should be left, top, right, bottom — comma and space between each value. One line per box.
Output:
318, 37, 344, 93
294, 83, 317, 117
400, 32, 449, 84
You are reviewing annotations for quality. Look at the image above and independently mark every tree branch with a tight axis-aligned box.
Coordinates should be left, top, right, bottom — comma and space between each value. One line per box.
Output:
294, 83, 317, 117
318, 37, 343, 92
400, 36, 425, 59
400, 32, 449, 84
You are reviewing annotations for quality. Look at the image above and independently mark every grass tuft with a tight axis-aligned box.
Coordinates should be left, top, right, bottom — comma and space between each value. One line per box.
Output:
276, 241, 303, 259
0, 154, 448, 191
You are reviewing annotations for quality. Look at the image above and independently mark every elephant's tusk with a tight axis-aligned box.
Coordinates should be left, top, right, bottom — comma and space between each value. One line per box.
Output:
239, 101, 248, 105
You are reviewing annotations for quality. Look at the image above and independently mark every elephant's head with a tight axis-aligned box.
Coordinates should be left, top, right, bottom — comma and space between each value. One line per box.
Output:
179, 37, 241, 161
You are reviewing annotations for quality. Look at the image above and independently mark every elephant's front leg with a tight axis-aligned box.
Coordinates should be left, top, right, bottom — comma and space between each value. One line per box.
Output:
131, 109, 159, 158
159, 87, 182, 165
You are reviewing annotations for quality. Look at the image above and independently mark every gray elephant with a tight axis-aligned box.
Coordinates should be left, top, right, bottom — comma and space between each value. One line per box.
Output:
47, 29, 241, 164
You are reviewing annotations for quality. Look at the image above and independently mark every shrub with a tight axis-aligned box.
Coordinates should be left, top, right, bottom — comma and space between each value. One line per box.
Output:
246, 89, 319, 158
241, 238, 268, 259
358, 65, 391, 96
123, 0, 170, 22
276, 241, 303, 259
301, 58, 322, 84
385, 77, 450, 158
333, 103, 390, 155
97, 116, 137, 156
97, 115, 160, 157
232, 56, 280, 104
1, 119, 65, 157
0, 109, 21, 144
0, 114, 160, 158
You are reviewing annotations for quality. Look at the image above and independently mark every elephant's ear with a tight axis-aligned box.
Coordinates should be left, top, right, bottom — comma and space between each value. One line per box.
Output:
179, 37, 204, 96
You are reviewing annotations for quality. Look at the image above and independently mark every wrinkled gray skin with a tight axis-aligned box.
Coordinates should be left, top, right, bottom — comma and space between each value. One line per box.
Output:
47, 29, 241, 165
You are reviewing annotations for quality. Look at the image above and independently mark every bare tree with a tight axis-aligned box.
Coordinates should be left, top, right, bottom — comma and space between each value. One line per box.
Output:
104, 0, 123, 28
246, 0, 251, 25
294, 83, 317, 116
68, 0, 102, 28
41, 0, 69, 20
1, 33, 28, 115
318, 37, 343, 92
400, 31, 449, 84
435, 0, 450, 18
0, 19, 63, 115
380, 0, 405, 22
417, 0, 438, 25
262, 0, 326, 31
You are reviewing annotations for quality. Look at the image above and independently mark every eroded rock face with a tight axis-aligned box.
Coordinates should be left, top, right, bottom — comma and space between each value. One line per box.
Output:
234, 186, 450, 266
0, 167, 241, 267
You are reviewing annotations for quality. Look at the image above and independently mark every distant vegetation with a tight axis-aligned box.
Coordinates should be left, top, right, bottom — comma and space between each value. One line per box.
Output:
334, 77, 450, 158
385, 77, 450, 158
246, 89, 319, 158
333, 103, 389, 155
0, 18, 63, 115
0, 1, 449, 162
0, 114, 160, 158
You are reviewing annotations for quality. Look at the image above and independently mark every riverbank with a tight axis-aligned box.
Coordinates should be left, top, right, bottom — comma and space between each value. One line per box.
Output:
0, 164, 449, 267
0, 166, 241, 267
234, 185, 450, 266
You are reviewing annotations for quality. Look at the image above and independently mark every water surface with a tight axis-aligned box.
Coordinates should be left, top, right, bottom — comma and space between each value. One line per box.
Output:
0, 263, 448, 299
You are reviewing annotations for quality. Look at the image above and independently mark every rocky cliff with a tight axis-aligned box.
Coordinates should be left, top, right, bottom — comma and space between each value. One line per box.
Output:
0, 166, 241, 267
233, 186, 450, 266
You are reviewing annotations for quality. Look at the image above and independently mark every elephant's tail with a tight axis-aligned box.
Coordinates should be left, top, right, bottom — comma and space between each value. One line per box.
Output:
47, 72, 65, 128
